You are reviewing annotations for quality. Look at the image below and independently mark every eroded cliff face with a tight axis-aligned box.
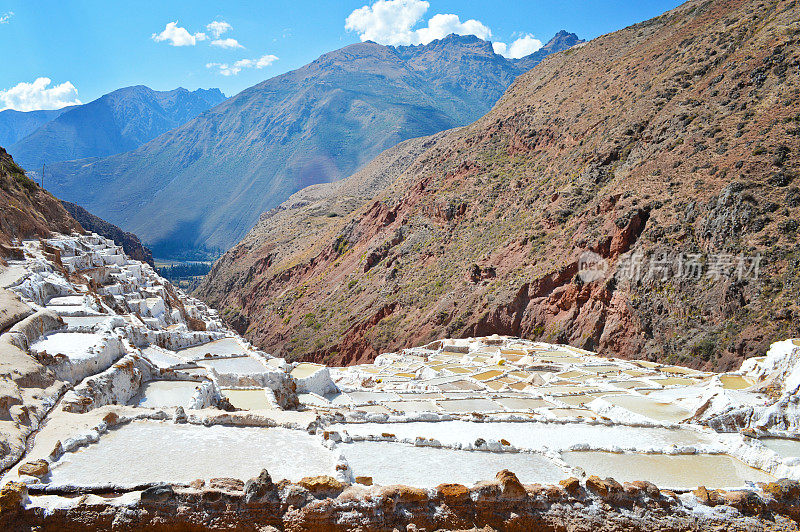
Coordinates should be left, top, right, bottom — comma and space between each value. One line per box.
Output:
199, 0, 800, 370
0, 147, 80, 258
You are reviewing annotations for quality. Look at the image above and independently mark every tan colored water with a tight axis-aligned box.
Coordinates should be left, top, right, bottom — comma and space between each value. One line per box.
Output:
291, 363, 325, 379
562, 451, 774, 489
607, 395, 692, 423
472, 369, 503, 381
222, 389, 273, 410
720, 375, 754, 390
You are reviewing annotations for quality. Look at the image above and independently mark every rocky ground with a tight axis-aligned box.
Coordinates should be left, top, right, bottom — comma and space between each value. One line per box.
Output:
198, 0, 800, 372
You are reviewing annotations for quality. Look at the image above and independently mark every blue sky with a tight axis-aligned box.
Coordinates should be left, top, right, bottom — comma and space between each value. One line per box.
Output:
0, 0, 684, 110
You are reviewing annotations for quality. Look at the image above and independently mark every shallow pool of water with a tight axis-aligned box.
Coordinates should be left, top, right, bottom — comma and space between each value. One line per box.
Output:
62, 316, 114, 328
562, 451, 774, 489
176, 338, 251, 360
606, 395, 692, 423
331, 420, 709, 451
140, 347, 183, 368
493, 397, 552, 410
436, 380, 485, 392
436, 398, 501, 412
720, 375, 754, 390
222, 388, 274, 410
345, 391, 402, 404
48, 422, 335, 486
199, 356, 269, 374
291, 363, 325, 379
129, 380, 199, 409
340, 441, 565, 487
383, 400, 439, 413
760, 437, 800, 458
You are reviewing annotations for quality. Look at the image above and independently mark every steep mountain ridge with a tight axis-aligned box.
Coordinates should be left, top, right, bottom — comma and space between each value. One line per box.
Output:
0, 147, 80, 256
198, 0, 800, 371
9, 86, 225, 170
43, 33, 582, 257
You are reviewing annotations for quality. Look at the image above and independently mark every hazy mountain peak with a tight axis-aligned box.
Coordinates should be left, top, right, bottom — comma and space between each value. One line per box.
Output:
7, 84, 226, 170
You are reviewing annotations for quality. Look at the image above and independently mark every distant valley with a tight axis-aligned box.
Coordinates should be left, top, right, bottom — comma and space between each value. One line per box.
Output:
38, 32, 582, 259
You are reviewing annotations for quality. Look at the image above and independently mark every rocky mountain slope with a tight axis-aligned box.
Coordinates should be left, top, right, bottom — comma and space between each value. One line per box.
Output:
198, 0, 800, 371
43, 33, 582, 258
8, 86, 225, 170
0, 147, 80, 257
59, 200, 154, 266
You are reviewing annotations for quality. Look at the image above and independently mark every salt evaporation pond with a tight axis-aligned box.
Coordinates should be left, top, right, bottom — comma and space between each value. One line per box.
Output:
140, 347, 184, 368
62, 316, 114, 328
340, 441, 566, 487
176, 338, 251, 359
606, 395, 693, 423
129, 380, 199, 408
760, 437, 800, 459
562, 451, 774, 489
222, 389, 274, 410
29, 332, 102, 360
330, 421, 710, 451
199, 356, 269, 374
48, 422, 335, 486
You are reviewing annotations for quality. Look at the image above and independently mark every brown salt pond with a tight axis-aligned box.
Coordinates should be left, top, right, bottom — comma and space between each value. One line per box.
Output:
720, 375, 754, 390
606, 395, 692, 423
562, 451, 774, 489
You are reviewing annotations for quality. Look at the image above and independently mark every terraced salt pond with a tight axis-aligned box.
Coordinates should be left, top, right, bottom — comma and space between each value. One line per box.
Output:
176, 338, 251, 359
48, 422, 335, 486
561, 451, 774, 489
29, 332, 103, 360
222, 388, 274, 410
129, 380, 199, 408
331, 421, 710, 451
760, 437, 800, 459
198, 356, 269, 374
605, 395, 693, 423
61, 315, 115, 328
340, 441, 566, 487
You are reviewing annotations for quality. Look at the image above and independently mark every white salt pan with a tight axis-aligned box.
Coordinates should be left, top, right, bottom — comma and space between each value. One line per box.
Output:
48, 422, 335, 486
130, 380, 200, 409
30, 332, 103, 361
199, 356, 269, 374
176, 338, 251, 360
331, 421, 710, 451
340, 441, 565, 487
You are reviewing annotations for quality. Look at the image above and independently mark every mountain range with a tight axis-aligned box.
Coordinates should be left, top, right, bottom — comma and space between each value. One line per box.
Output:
198, 0, 800, 371
7, 86, 226, 170
0, 107, 76, 147
42, 32, 583, 258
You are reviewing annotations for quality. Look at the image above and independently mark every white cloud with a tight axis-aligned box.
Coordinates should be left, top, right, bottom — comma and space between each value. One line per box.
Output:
0, 77, 81, 111
494, 34, 543, 59
414, 13, 490, 44
211, 38, 244, 49
0, 11, 13, 24
206, 20, 232, 39
345, 0, 490, 46
345, 1, 544, 60
206, 54, 278, 76
255, 54, 279, 68
151, 22, 207, 46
